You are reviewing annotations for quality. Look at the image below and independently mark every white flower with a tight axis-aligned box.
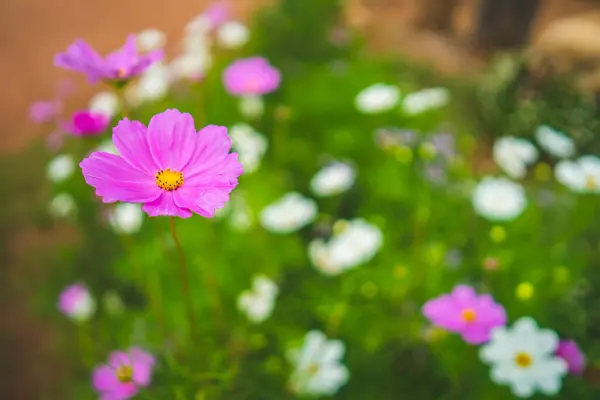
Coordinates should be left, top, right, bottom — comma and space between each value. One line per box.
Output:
309, 219, 383, 275
535, 125, 575, 159
238, 95, 264, 119
217, 21, 249, 49
136, 29, 167, 52
109, 203, 143, 235
480, 317, 568, 398
230, 123, 267, 173
126, 62, 172, 107
170, 51, 212, 81
288, 330, 349, 396
493, 137, 539, 179
555, 155, 600, 193
402, 87, 450, 115
96, 139, 118, 155
47, 154, 75, 183
49, 193, 76, 218
355, 83, 401, 114
185, 14, 212, 36
260, 192, 317, 234
473, 177, 527, 221
310, 162, 356, 197
89, 91, 120, 119
237, 275, 278, 323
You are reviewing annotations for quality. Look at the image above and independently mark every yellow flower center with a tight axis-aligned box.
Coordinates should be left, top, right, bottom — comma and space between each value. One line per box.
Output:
155, 168, 184, 191
115, 365, 133, 382
514, 352, 533, 368
585, 175, 597, 190
117, 67, 128, 78
461, 308, 477, 323
306, 363, 320, 376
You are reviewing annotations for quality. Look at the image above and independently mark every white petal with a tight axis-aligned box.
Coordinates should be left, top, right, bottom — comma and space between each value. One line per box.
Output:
510, 378, 537, 398
319, 340, 345, 364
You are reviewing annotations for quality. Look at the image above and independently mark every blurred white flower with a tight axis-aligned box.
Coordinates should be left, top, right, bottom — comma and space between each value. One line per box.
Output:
355, 83, 401, 114
238, 95, 265, 119
58, 283, 96, 322
96, 139, 118, 155
555, 155, 600, 194
402, 87, 449, 115
185, 14, 212, 36
217, 21, 249, 49
310, 162, 356, 197
493, 136, 539, 179
136, 28, 167, 52
230, 123, 267, 173
49, 193, 76, 218
535, 125, 575, 159
47, 154, 75, 183
109, 203, 143, 235
309, 219, 383, 275
126, 62, 172, 107
229, 193, 253, 231
480, 317, 567, 398
170, 51, 211, 81
89, 91, 120, 119
288, 330, 349, 396
237, 275, 278, 323
472, 177, 527, 221
260, 192, 317, 234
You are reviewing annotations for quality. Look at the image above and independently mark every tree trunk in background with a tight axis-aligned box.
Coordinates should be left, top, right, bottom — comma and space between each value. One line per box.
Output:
415, 0, 460, 32
475, 0, 541, 49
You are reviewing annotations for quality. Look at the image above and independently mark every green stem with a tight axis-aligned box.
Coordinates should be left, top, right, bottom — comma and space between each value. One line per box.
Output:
78, 321, 94, 366
114, 85, 130, 119
169, 217, 197, 338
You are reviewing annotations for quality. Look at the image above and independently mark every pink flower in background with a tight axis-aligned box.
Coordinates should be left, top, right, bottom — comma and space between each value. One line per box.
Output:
205, 1, 230, 28
68, 110, 110, 136
29, 100, 62, 124
92, 347, 155, 400
58, 283, 96, 322
223, 57, 281, 96
54, 35, 163, 84
556, 339, 586, 375
80, 109, 243, 218
422, 285, 506, 344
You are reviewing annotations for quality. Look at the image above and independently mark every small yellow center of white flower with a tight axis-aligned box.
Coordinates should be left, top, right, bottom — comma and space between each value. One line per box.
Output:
461, 308, 477, 323
155, 168, 184, 191
306, 363, 320, 376
585, 175, 597, 190
514, 352, 533, 368
115, 365, 133, 382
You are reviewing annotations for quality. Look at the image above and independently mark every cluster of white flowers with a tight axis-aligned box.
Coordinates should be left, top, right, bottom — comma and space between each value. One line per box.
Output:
309, 219, 383, 276
310, 161, 356, 197
237, 275, 278, 324
260, 192, 317, 234
229, 123, 268, 173
287, 330, 349, 396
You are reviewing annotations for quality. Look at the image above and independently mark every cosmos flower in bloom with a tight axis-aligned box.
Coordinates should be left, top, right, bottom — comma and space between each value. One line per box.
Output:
92, 347, 155, 400
555, 155, 600, 194
80, 109, 243, 218
354, 83, 401, 114
556, 339, 586, 375
54, 35, 163, 84
493, 137, 538, 179
68, 110, 109, 136
259, 192, 317, 234
310, 161, 356, 197
535, 125, 575, 159
237, 275, 278, 323
472, 177, 527, 221
223, 57, 281, 96
422, 285, 506, 344
58, 283, 96, 322
287, 330, 349, 396
480, 317, 568, 398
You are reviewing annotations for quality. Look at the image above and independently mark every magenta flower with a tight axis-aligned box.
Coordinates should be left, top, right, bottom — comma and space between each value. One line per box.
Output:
54, 35, 163, 84
223, 57, 281, 96
80, 109, 243, 218
29, 100, 62, 124
422, 285, 506, 344
205, 1, 229, 28
557, 339, 586, 375
92, 347, 155, 400
58, 283, 96, 322
68, 110, 110, 136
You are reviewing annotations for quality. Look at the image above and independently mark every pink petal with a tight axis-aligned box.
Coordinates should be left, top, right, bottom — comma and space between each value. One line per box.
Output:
146, 109, 198, 170
182, 125, 235, 180
461, 326, 492, 344
110, 382, 139, 399
422, 296, 464, 330
142, 192, 193, 218
449, 285, 477, 307
112, 119, 158, 174
108, 351, 132, 368
80, 152, 161, 203
173, 186, 231, 218
132, 361, 153, 387
130, 50, 164, 76
128, 347, 155, 366
92, 365, 118, 392
185, 153, 243, 188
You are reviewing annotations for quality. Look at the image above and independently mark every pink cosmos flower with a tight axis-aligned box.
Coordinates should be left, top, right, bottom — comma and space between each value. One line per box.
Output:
556, 339, 586, 375
58, 283, 96, 322
54, 35, 163, 84
92, 347, 155, 400
68, 110, 110, 136
422, 285, 506, 344
29, 100, 62, 124
223, 57, 281, 96
80, 109, 243, 218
